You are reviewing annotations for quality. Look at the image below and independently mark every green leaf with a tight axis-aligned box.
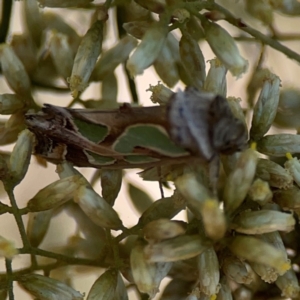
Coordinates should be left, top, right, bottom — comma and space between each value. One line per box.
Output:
113, 124, 187, 156
128, 183, 153, 214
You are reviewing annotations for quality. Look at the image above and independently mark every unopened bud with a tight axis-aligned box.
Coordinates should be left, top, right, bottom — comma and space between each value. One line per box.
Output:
179, 31, 206, 90
27, 176, 83, 212
250, 73, 281, 141
176, 173, 226, 239
256, 158, 293, 189
0, 94, 25, 114
203, 20, 248, 78
92, 36, 138, 81
143, 219, 185, 242
197, 247, 220, 296
9, 129, 34, 187
257, 134, 300, 157
68, 20, 103, 97
0, 236, 18, 259
126, 21, 168, 76
231, 209, 295, 234
144, 235, 209, 262
18, 274, 84, 300
229, 236, 290, 275
223, 147, 258, 215
0, 44, 31, 96
74, 185, 123, 230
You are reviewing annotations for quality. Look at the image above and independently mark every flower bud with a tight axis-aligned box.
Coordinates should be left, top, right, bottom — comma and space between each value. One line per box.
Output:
101, 169, 122, 206
0, 44, 31, 97
257, 134, 300, 157
154, 40, 180, 87
179, 30, 206, 90
143, 219, 185, 243
27, 176, 83, 212
0, 236, 18, 259
68, 20, 104, 97
144, 235, 209, 262
223, 147, 258, 215
18, 274, 84, 300
74, 185, 123, 230
26, 210, 53, 247
203, 20, 248, 78
276, 269, 300, 298
126, 20, 168, 76
273, 186, 300, 210
0, 94, 25, 114
130, 239, 160, 298
92, 36, 138, 81
246, 0, 273, 25
229, 236, 290, 275
9, 129, 34, 187
227, 97, 247, 127
86, 269, 119, 300
250, 73, 281, 141
231, 209, 295, 234
147, 82, 174, 105
203, 58, 227, 97
48, 30, 74, 81
197, 247, 220, 296
256, 158, 293, 189
248, 178, 272, 205
220, 251, 253, 284
176, 173, 226, 239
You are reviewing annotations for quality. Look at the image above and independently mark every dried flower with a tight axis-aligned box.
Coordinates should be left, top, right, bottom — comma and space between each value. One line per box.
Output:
147, 82, 174, 105
248, 178, 273, 205
276, 269, 300, 298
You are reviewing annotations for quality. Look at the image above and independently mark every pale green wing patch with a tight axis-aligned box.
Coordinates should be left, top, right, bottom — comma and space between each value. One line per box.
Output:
73, 118, 108, 143
84, 150, 116, 165
113, 124, 188, 157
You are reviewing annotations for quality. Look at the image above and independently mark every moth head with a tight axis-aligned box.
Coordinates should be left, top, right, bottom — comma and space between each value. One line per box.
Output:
212, 117, 248, 154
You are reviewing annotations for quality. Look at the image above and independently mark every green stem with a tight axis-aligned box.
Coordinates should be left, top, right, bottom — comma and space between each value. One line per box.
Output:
5, 188, 31, 249
5, 259, 14, 300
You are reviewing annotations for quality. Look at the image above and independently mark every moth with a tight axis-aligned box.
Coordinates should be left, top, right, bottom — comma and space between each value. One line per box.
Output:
25, 87, 248, 170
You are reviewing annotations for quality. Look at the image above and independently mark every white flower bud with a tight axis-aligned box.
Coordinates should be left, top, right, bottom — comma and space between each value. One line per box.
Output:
203, 20, 248, 78
0, 44, 31, 96
250, 73, 281, 141
126, 21, 168, 76
197, 247, 220, 296
229, 236, 290, 275
92, 36, 138, 81
68, 20, 103, 97
0, 236, 18, 259
27, 176, 84, 212
231, 210, 295, 234
204, 58, 227, 97
9, 129, 34, 187
48, 30, 74, 80
74, 185, 123, 230
18, 274, 84, 300
144, 235, 209, 262
223, 146, 258, 215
